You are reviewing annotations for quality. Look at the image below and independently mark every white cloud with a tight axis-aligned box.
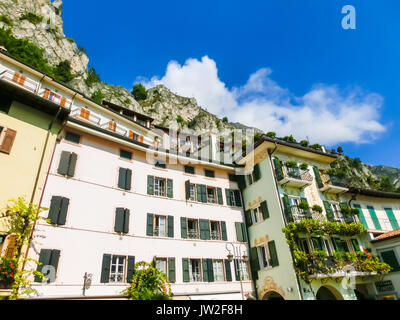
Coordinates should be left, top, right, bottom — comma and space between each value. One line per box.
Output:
138, 56, 386, 146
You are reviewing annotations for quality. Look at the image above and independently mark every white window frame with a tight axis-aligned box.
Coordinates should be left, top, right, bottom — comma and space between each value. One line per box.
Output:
251, 206, 264, 224
206, 186, 217, 204
210, 221, 221, 240
187, 219, 199, 239
239, 260, 250, 281
257, 245, 271, 269
109, 255, 126, 283
189, 259, 202, 282
154, 215, 167, 237
154, 177, 166, 197
212, 259, 225, 282
155, 257, 168, 274
189, 184, 196, 201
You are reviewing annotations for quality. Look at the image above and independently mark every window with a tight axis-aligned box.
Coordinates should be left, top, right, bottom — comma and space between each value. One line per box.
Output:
187, 219, 199, 239
57, 151, 77, 177
205, 169, 215, 178
120, 149, 132, 160
48, 196, 70, 226
251, 206, 264, 224
184, 165, 195, 174
239, 260, 250, 280
228, 174, 236, 182
212, 260, 225, 281
380, 250, 400, 272
206, 187, 217, 203
65, 131, 81, 144
299, 238, 310, 254
189, 184, 196, 201
189, 259, 202, 282
258, 245, 270, 268
0, 127, 17, 154
154, 215, 167, 237
155, 160, 166, 169
210, 221, 221, 240
114, 208, 130, 233
225, 189, 242, 207
109, 256, 126, 283
118, 168, 132, 190
246, 173, 255, 185
330, 202, 342, 222
35, 249, 60, 283
155, 258, 167, 274
154, 177, 166, 196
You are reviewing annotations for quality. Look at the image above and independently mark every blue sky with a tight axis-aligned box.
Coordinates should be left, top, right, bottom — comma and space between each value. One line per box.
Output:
63, 0, 400, 167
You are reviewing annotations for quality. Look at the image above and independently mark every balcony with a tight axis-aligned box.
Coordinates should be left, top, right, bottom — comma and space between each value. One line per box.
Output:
71, 108, 101, 125
278, 166, 313, 189
210, 230, 221, 240
320, 173, 349, 194
0, 69, 39, 93
187, 229, 199, 239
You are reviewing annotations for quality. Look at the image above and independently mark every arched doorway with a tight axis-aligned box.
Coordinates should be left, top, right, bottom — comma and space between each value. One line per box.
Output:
262, 291, 285, 300
316, 286, 344, 300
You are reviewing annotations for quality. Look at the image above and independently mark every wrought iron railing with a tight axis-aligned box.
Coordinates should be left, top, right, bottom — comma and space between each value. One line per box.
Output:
187, 229, 199, 239
210, 231, 221, 240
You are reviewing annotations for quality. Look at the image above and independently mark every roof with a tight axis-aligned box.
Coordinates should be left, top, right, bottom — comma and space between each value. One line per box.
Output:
347, 187, 400, 199
371, 229, 400, 242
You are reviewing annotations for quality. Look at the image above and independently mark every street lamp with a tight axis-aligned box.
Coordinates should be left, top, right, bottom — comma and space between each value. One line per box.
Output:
225, 242, 248, 300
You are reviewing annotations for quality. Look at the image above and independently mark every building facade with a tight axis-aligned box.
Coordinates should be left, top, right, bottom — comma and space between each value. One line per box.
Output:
237, 137, 397, 300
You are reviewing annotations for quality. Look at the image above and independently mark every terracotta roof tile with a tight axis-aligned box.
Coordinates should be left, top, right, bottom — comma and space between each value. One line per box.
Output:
372, 229, 400, 242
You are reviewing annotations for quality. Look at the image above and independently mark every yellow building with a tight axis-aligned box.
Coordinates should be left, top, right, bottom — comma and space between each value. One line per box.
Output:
0, 52, 70, 257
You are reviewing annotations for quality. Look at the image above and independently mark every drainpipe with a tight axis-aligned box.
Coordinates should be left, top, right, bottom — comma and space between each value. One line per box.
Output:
268, 141, 305, 301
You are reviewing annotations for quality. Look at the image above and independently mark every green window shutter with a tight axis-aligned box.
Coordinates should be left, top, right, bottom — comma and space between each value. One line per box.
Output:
168, 258, 176, 283
225, 189, 232, 206
100, 254, 111, 283
385, 208, 399, 230
313, 166, 323, 188
57, 197, 69, 225
168, 215, 174, 238
250, 247, 260, 280
67, 153, 77, 177
273, 158, 284, 181
300, 197, 312, 219
353, 204, 368, 229
182, 258, 190, 282
225, 259, 232, 281
351, 239, 360, 252
235, 222, 244, 242
48, 250, 60, 283
241, 223, 248, 242
118, 168, 127, 189
201, 185, 207, 203
180, 217, 187, 238
260, 200, 269, 220
323, 201, 335, 222
35, 249, 52, 282
48, 196, 62, 225
123, 209, 130, 234
234, 259, 240, 281
245, 210, 253, 227
237, 175, 246, 190
282, 195, 293, 223
311, 237, 321, 251
234, 190, 242, 207
367, 206, 382, 230
126, 256, 135, 283
185, 180, 191, 200
167, 179, 173, 198
196, 184, 202, 203
114, 208, 125, 233
268, 241, 279, 267
254, 163, 261, 181
147, 175, 154, 195
207, 259, 214, 282
221, 221, 227, 241
57, 151, 71, 175
381, 250, 400, 272
146, 213, 154, 236
202, 259, 209, 282
125, 169, 132, 190
200, 219, 210, 240
217, 187, 223, 205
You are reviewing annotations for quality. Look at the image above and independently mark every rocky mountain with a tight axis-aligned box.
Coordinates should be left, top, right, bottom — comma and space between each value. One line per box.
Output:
0, 0, 399, 192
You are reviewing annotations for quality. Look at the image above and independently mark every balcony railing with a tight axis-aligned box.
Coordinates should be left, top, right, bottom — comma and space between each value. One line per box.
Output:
279, 167, 313, 188
320, 173, 349, 194
153, 227, 166, 237
0, 69, 39, 93
210, 231, 221, 240
187, 229, 199, 239
291, 205, 307, 222
190, 272, 202, 282
100, 122, 128, 136
71, 108, 101, 125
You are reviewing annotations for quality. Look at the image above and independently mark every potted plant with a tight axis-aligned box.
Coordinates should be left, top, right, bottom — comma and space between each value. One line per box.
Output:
299, 163, 309, 170
298, 202, 310, 211
0, 257, 17, 289
285, 161, 298, 169
312, 205, 323, 213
